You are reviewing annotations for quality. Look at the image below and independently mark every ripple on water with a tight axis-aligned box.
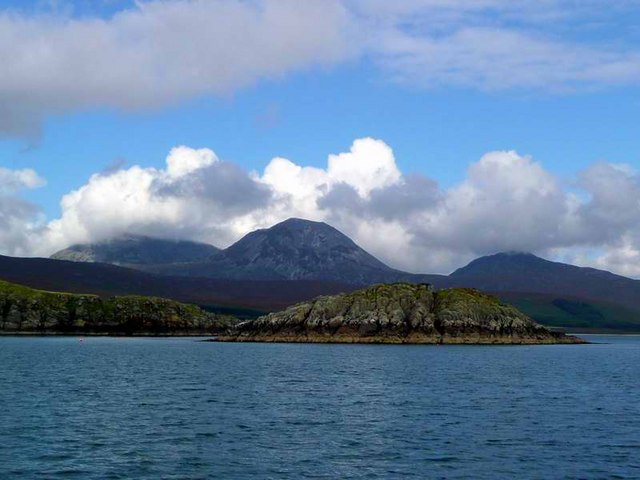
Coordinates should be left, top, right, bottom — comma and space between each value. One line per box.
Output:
0, 336, 640, 479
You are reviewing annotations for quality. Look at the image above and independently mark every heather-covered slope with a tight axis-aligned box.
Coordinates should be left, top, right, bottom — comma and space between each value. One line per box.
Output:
0, 255, 356, 313
218, 283, 584, 344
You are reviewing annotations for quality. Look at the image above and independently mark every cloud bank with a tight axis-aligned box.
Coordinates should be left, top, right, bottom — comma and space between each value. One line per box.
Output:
2, 0, 640, 136
4, 138, 639, 276
0, 0, 352, 137
0, 167, 46, 257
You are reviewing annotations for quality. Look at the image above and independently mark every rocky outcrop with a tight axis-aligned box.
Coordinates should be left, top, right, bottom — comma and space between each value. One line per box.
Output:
0, 280, 236, 334
217, 283, 585, 344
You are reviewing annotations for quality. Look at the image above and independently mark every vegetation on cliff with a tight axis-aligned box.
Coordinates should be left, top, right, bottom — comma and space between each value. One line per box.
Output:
0, 280, 236, 334
218, 283, 584, 344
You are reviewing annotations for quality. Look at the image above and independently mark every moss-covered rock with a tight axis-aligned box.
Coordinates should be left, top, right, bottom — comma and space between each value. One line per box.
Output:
218, 283, 584, 344
0, 280, 236, 334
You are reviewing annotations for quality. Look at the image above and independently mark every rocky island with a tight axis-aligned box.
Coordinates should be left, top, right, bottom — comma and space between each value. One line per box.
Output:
217, 283, 585, 344
0, 279, 235, 335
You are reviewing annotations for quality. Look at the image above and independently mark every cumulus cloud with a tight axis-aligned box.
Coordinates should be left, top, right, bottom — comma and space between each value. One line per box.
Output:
577, 163, 640, 243
18, 137, 640, 277
39, 146, 272, 253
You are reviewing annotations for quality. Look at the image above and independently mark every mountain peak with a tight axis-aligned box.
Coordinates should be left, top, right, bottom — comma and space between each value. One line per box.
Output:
495, 251, 537, 257
275, 217, 328, 227
217, 217, 394, 282
266, 217, 334, 233
451, 251, 551, 277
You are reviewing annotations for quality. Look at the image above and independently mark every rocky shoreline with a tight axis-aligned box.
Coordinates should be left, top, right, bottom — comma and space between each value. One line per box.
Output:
217, 283, 586, 345
216, 334, 583, 344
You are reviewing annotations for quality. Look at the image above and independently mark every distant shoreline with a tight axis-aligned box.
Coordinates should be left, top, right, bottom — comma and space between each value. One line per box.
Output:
2, 331, 638, 339
0, 331, 217, 337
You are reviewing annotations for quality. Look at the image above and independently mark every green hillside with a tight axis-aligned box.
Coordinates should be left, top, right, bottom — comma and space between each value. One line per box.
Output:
0, 279, 236, 334
500, 292, 640, 333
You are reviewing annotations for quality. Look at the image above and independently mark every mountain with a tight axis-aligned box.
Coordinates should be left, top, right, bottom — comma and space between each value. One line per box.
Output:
43, 220, 640, 332
444, 252, 640, 332
218, 283, 584, 344
51, 234, 220, 266
447, 252, 640, 311
147, 218, 431, 284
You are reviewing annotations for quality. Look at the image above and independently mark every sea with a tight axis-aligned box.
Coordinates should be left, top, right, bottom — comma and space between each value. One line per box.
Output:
0, 335, 639, 479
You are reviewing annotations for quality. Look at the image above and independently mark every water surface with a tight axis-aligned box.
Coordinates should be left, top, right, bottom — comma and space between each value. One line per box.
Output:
1, 335, 639, 479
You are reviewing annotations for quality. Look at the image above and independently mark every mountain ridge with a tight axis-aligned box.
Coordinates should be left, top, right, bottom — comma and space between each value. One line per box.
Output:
36, 218, 640, 331
447, 251, 640, 312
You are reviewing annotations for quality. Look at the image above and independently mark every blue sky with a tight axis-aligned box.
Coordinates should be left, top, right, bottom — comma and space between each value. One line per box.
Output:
8, 63, 640, 218
2, 0, 640, 275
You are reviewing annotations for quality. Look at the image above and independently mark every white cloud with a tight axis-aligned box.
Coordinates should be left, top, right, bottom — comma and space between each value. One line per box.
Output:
357, 0, 640, 92
39, 146, 271, 254
13, 137, 638, 277
421, 151, 575, 253
591, 237, 640, 278
373, 26, 640, 92
0, 167, 46, 256
0, 167, 46, 192
0, 0, 353, 137
326, 138, 401, 197
165, 146, 218, 178
2, 1, 640, 136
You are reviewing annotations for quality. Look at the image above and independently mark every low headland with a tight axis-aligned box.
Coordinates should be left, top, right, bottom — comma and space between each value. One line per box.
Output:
0, 278, 585, 343
0, 279, 235, 335
217, 283, 585, 344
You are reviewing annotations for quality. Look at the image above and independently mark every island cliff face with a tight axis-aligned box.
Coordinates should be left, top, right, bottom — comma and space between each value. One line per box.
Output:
217, 283, 584, 344
0, 280, 234, 335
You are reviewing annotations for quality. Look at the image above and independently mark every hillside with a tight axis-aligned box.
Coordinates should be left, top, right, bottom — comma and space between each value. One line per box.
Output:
218, 283, 584, 344
0, 279, 235, 334
442, 252, 640, 332
42, 220, 640, 332
0, 255, 356, 314
448, 252, 640, 310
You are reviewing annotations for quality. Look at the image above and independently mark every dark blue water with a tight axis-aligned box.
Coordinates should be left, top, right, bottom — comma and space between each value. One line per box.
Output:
1, 336, 639, 479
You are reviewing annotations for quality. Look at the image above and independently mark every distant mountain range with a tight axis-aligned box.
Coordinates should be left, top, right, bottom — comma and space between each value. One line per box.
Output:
3, 217, 637, 332
52, 219, 424, 284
